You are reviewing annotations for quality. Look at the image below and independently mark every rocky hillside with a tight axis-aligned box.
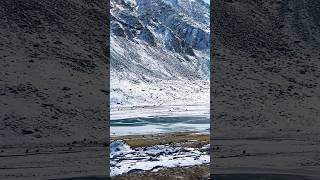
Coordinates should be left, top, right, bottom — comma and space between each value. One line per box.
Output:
212, 0, 320, 134
0, 0, 108, 145
110, 0, 210, 108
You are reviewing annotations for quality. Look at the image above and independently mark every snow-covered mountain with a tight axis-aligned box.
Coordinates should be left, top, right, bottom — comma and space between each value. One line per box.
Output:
110, 0, 210, 109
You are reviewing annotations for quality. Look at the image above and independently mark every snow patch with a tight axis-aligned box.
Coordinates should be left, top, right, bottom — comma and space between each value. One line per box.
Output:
110, 140, 210, 176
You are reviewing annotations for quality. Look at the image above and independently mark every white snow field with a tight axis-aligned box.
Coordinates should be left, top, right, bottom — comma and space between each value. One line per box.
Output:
110, 140, 210, 176
110, 0, 210, 118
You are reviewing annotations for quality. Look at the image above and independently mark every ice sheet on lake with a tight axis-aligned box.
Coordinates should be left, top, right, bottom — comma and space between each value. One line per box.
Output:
111, 105, 209, 120
110, 140, 210, 176
110, 116, 210, 135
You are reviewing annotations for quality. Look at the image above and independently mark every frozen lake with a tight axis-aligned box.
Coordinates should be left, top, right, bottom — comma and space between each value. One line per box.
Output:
110, 116, 210, 135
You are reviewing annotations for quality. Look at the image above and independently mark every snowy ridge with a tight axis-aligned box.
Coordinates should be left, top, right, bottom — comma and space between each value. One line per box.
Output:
110, 140, 210, 176
111, 0, 209, 116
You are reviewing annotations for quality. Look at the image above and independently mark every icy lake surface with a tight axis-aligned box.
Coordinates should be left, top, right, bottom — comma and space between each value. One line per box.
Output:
111, 116, 210, 135
110, 140, 210, 176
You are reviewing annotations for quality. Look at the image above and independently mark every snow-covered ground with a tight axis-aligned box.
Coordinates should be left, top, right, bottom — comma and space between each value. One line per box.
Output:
111, 105, 209, 120
111, 123, 209, 135
110, 140, 210, 176
110, 0, 210, 117
110, 35, 210, 112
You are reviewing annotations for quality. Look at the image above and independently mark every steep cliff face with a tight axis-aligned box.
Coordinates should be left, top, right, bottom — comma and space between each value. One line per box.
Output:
110, 0, 210, 108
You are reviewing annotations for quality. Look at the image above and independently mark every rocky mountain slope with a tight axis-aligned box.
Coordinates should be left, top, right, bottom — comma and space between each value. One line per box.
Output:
0, 0, 108, 145
210, 0, 320, 176
0, 1, 109, 178
211, 0, 320, 141
110, 0, 210, 109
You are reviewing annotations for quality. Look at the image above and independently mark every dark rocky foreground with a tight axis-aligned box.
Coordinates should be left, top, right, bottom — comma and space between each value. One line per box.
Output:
212, 174, 316, 180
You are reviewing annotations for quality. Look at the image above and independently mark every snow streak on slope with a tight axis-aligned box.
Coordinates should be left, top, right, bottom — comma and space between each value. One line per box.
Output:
110, 0, 210, 116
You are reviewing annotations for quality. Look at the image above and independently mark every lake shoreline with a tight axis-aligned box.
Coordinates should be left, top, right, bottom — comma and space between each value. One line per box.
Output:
111, 131, 210, 148
111, 131, 210, 177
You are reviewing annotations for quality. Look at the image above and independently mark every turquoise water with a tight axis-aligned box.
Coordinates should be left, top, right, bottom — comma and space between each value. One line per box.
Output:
111, 116, 209, 126
110, 116, 209, 135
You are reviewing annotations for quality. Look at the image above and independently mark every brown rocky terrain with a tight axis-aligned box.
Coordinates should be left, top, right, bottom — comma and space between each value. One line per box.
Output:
211, 0, 320, 178
0, 0, 109, 179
